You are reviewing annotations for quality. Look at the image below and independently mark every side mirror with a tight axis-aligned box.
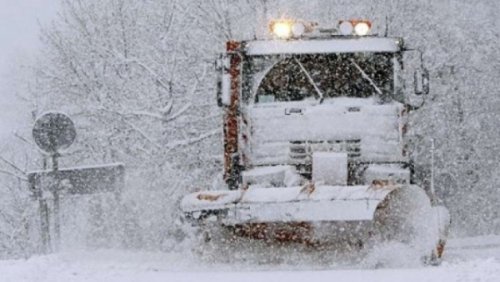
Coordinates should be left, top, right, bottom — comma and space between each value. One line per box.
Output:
414, 68, 430, 95
402, 49, 429, 109
216, 55, 231, 107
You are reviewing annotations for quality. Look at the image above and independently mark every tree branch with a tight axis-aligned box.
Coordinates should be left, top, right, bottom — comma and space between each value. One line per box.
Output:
165, 128, 220, 152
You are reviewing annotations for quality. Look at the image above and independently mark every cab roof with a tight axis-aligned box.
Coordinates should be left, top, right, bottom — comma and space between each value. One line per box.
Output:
243, 37, 403, 56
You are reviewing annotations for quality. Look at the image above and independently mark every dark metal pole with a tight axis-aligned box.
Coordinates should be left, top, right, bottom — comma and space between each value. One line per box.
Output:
52, 153, 60, 251
35, 157, 51, 254
39, 199, 51, 253
39, 156, 51, 253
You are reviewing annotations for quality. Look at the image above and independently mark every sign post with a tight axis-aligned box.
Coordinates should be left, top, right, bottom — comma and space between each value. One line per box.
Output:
31, 112, 126, 252
32, 112, 76, 252
51, 154, 61, 250
30, 111, 126, 253
28, 163, 125, 251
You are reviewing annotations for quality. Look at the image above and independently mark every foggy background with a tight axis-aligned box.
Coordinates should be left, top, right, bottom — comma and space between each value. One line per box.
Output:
0, 0, 499, 259
0, 0, 59, 138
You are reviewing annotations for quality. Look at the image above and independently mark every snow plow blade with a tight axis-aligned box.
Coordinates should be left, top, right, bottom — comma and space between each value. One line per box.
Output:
182, 183, 450, 261
182, 184, 402, 225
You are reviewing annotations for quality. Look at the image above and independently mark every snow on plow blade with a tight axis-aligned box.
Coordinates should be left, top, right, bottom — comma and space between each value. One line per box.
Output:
181, 184, 402, 225
182, 184, 450, 260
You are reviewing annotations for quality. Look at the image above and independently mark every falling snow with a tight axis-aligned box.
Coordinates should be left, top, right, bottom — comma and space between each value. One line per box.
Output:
0, 1, 499, 281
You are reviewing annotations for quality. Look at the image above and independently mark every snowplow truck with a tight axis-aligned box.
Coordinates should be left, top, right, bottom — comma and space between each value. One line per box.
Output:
181, 20, 450, 261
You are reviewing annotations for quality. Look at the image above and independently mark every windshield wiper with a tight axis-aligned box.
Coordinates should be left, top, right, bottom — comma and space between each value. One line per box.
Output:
293, 58, 324, 103
349, 58, 383, 96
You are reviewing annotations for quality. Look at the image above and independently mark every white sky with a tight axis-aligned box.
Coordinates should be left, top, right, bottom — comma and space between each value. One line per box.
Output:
0, 0, 59, 138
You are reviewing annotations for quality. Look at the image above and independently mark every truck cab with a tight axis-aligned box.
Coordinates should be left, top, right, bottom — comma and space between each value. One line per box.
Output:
217, 20, 429, 190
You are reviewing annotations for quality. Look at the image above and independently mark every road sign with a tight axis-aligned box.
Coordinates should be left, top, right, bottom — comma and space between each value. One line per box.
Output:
30, 113, 126, 253
28, 163, 125, 197
28, 162, 125, 254
33, 112, 76, 154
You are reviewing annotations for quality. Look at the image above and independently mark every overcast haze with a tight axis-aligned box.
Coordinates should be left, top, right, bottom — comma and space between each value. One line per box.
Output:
0, 0, 58, 137
0, 1, 499, 281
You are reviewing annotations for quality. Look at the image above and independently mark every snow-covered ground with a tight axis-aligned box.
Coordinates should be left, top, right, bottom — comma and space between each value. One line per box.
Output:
1, 236, 500, 282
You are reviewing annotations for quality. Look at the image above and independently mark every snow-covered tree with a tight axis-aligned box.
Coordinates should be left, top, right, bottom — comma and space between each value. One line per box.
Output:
1, 0, 499, 258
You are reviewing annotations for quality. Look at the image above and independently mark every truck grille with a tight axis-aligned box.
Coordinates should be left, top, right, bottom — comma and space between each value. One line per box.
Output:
289, 139, 361, 174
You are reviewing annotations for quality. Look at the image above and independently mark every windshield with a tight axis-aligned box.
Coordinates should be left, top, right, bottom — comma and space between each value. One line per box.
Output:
245, 53, 395, 104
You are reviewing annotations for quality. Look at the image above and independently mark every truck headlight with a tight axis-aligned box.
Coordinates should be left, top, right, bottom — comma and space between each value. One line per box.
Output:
339, 21, 354, 35
339, 20, 372, 36
354, 22, 371, 36
270, 21, 293, 39
291, 22, 306, 37
270, 20, 313, 39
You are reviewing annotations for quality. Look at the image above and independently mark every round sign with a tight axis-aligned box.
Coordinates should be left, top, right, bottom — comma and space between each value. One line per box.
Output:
33, 112, 76, 154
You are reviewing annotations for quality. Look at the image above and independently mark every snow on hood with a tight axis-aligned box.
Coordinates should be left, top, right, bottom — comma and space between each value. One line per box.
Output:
246, 99, 406, 166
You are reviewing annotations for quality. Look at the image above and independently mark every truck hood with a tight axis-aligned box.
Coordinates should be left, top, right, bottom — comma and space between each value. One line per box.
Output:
244, 98, 406, 166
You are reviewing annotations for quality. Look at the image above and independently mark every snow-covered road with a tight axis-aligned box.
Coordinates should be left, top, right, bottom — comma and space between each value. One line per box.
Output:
2, 236, 500, 282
